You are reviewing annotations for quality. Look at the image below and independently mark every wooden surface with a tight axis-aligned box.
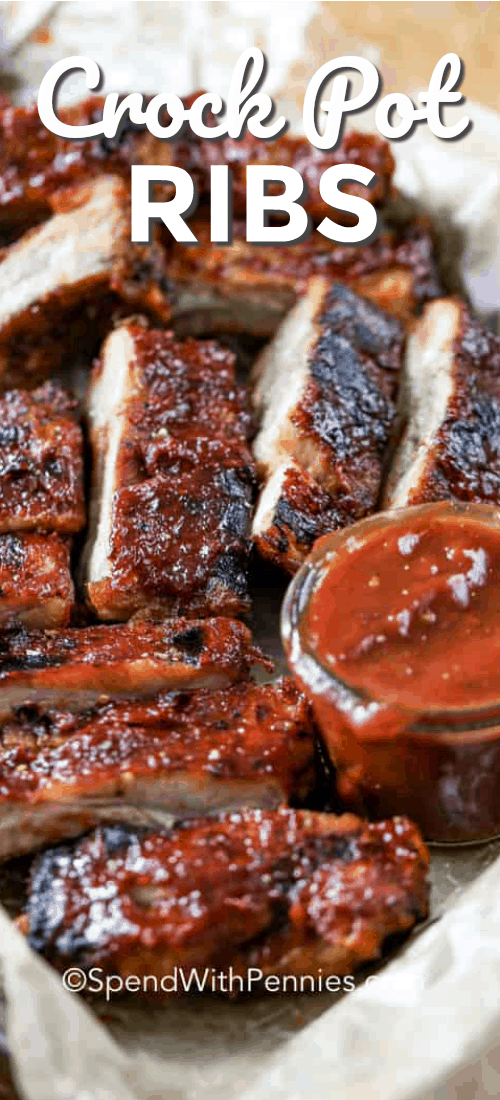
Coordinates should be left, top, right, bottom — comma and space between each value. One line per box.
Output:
283, 1, 500, 113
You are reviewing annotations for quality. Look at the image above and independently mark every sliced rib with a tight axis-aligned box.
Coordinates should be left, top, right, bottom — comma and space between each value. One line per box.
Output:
0, 95, 184, 233
0, 618, 261, 719
83, 323, 255, 620
0, 382, 84, 532
20, 810, 429, 988
383, 298, 500, 508
0, 678, 314, 857
0, 175, 172, 390
191, 128, 394, 222
171, 218, 441, 338
252, 460, 359, 574
252, 281, 404, 572
0, 533, 74, 628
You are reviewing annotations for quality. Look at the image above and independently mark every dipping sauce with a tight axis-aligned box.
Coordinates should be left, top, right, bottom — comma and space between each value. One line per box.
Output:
281, 502, 500, 843
306, 512, 499, 712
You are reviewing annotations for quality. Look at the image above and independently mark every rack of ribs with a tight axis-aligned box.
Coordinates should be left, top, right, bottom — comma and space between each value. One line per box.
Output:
0, 678, 314, 858
18, 810, 429, 990
82, 322, 256, 621
0, 382, 85, 626
171, 217, 442, 338
384, 297, 500, 508
0, 175, 173, 391
0, 618, 261, 719
251, 280, 405, 572
0, 95, 394, 232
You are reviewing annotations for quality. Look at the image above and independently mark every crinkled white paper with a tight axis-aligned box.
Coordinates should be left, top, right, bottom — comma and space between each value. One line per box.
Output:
0, 4, 498, 1100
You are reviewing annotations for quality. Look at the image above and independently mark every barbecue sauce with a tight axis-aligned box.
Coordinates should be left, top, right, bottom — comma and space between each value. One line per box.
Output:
306, 510, 500, 712
282, 502, 500, 842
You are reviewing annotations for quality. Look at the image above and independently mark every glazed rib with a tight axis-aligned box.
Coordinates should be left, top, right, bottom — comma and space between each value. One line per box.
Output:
186, 128, 394, 222
252, 460, 357, 574
252, 281, 404, 571
0, 678, 314, 857
384, 298, 500, 508
253, 280, 404, 496
171, 218, 441, 338
0, 383, 84, 532
0, 95, 180, 232
0, 175, 172, 390
0, 382, 84, 626
0, 618, 260, 719
83, 323, 255, 621
0, 533, 74, 628
0, 95, 394, 232
21, 810, 429, 989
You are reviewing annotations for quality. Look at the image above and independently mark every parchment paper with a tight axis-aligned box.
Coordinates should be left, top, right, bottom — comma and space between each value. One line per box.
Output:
0, 4, 499, 1100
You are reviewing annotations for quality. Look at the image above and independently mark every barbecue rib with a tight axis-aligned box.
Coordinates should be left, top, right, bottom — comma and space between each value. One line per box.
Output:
0, 382, 84, 626
0, 533, 74, 628
252, 281, 404, 570
0, 383, 84, 532
252, 460, 357, 575
0, 95, 394, 232
384, 298, 500, 508
0, 176, 172, 390
0, 679, 314, 858
83, 323, 255, 621
171, 218, 441, 338
0, 618, 261, 719
20, 810, 429, 990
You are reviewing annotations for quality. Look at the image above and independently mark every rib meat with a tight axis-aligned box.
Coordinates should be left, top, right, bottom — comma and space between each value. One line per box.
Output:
0, 678, 314, 857
253, 280, 404, 496
0, 95, 180, 233
0, 382, 83, 625
0, 175, 172, 390
83, 323, 255, 621
0, 618, 261, 719
252, 281, 404, 570
20, 810, 429, 989
0, 533, 74, 628
0, 95, 394, 231
383, 297, 500, 508
185, 128, 394, 223
171, 218, 441, 338
252, 460, 357, 574
0, 383, 84, 532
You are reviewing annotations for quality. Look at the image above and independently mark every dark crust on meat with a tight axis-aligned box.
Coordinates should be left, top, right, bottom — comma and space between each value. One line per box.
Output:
408, 303, 500, 504
23, 810, 429, 986
254, 465, 357, 574
87, 327, 256, 620
0, 533, 74, 628
0, 678, 314, 806
0, 618, 263, 717
295, 284, 404, 508
170, 217, 442, 329
0, 96, 393, 231
0, 177, 173, 391
0, 618, 255, 674
104, 471, 253, 619
252, 283, 405, 573
0, 383, 85, 532
128, 328, 254, 462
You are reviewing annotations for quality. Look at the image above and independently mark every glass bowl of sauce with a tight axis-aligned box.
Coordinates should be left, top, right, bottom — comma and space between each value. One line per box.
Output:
281, 501, 500, 844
